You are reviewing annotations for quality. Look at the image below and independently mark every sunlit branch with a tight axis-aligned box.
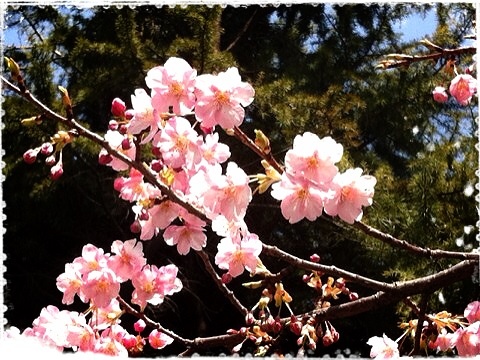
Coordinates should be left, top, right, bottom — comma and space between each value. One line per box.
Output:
353, 220, 479, 260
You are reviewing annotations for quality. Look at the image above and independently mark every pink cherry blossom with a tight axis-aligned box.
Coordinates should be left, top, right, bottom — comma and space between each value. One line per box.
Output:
81, 268, 121, 308
215, 232, 262, 277
155, 264, 183, 297
432, 86, 448, 103
100, 130, 136, 171
449, 74, 477, 106
428, 328, 453, 352
163, 211, 207, 255
131, 265, 160, 309
134, 319, 146, 333
194, 67, 255, 129
56, 262, 85, 305
153, 116, 202, 169
197, 132, 231, 169
367, 334, 400, 360
89, 298, 123, 331
148, 329, 174, 350
146, 57, 197, 115
323, 168, 377, 224
114, 168, 162, 202
285, 133, 343, 186
25, 306, 82, 350
108, 239, 147, 282
92, 335, 128, 357
131, 264, 182, 310
451, 321, 480, 357
465, 301, 480, 324
271, 173, 325, 224
189, 162, 252, 221
73, 243, 108, 275
127, 88, 162, 143
137, 201, 182, 240
65, 315, 96, 352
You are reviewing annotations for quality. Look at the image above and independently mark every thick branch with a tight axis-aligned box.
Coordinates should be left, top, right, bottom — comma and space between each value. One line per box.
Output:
311, 260, 477, 321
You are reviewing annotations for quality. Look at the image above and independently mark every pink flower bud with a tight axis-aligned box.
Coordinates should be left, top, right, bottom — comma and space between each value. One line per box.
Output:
50, 163, 64, 180
23, 149, 39, 164
139, 209, 149, 221
134, 319, 146, 333
349, 292, 359, 301
125, 110, 135, 120
98, 152, 113, 165
130, 220, 142, 233
108, 120, 119, 131
118, 124, 128, 134
121, 137, 132, 150
151, 159, 163, 172
302, 274, 311, 283
111, 98, 126, 117
310, 253, 321, 263
45, 155, 56, 166
432, 86, 448, 103
221, 273, 232, 284
40, 142, 54, 155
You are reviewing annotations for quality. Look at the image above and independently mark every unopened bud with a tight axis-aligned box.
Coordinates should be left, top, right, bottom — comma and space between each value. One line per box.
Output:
310, 253, 321, 263
108, 120, 119, 131
349, 292, 359, 301
125, 110, 135, 120
23, 149, 39, 164
133, 319, 146, 333
118, 124, 128, 135
254, 129, 271, 154
221, 273, 232, 284
45, 155, 56, 166
50, 163, 64, 180
302, 274, 311, 283
335, 278, 345, 289
98, 152, 113, 165
290, 316, 302, 336
40, 142, 54, 155
121, 137, 132, 150
130, 220, 141, 234
111, 98, 126, 117
139, 210, 149, 221
151, 160, 163, 172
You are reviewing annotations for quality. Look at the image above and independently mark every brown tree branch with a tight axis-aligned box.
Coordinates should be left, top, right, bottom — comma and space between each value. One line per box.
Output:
310, 259, 477, 321
196, 250, 248, 316
377, 45, 476, 70
353, 220, 479, 260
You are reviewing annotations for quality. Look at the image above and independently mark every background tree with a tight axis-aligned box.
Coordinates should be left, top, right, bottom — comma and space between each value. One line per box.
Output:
2, 3, 477, 356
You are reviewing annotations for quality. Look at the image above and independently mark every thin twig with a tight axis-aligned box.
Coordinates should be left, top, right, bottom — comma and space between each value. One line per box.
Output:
195, 250, 248, 316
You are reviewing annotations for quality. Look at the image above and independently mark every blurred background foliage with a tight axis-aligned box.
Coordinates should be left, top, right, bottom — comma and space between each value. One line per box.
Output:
2, 3, 477, 356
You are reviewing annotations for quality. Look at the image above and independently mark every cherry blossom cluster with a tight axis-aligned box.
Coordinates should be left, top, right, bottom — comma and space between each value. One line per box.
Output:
9, 239, 180, 356
99, 57, 263, 279
432, 56, 477, 106
367, 301, 480, 359
271, 132, 377, 224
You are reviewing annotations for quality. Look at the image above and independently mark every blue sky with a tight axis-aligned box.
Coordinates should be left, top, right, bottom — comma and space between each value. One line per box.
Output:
3, 6, 438, 47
